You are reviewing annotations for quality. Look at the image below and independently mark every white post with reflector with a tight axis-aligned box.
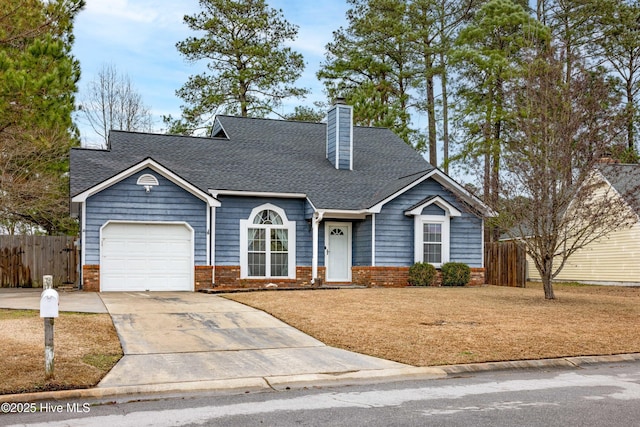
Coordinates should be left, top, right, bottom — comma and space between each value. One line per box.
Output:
40, 275, 58, 380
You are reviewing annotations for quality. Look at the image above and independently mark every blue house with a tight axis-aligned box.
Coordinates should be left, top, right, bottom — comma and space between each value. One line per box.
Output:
70, 101, 491, 291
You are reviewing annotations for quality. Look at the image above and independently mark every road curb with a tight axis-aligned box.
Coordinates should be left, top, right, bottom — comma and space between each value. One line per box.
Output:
2, 354, 639, 404
0, 378, 271, 403
265, 367, 448, 391
440, 353, 640, 374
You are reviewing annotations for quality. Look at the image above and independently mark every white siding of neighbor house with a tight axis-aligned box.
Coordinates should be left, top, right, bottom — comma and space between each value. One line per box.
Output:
526, 176, 640, 284
527, 222, 640, 284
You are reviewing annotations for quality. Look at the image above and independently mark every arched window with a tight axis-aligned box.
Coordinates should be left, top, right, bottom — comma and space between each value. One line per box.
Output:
240, 204, 296, 279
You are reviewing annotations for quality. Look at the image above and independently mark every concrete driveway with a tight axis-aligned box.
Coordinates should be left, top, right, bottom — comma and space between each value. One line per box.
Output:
98, 292, 409, 389
1, 289, 440, 394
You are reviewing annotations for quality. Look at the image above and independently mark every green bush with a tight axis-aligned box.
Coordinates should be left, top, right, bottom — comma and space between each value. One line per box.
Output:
441, 262, 471, 286
408, 262, 437, 286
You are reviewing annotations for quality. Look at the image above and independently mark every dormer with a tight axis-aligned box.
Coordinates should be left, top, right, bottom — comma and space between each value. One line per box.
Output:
211, 117, 228, 138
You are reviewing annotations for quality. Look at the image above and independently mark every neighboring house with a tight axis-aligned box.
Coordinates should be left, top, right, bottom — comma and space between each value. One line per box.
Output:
70, 101, 492, 292
526, 163, 640, 285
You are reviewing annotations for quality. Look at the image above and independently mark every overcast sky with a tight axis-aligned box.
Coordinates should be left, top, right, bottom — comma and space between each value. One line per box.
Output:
72, 0, 350, 146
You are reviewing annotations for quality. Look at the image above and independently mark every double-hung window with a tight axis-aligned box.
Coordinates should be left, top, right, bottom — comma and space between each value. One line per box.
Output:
241, 204, 296, 279
414, 216, 448, 267
407, 196, 461, 268
423, 222, 443, 264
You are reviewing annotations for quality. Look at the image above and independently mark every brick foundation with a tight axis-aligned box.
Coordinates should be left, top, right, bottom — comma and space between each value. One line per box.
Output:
195, 266, 213, 290
469, 268, 486, 286
352, 266, 409, 287
81, 264, 485, 291
81, 265, 219, 291
353, 266, 487, 287
213, 266, 326, 288
82, 265, 100, 291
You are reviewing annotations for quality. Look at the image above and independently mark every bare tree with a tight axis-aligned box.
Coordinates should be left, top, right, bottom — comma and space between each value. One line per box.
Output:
80, 63, 154, 146
497, 50, 634, 300
0, 125, 76, 234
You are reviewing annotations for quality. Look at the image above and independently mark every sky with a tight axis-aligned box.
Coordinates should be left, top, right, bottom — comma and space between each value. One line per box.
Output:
72, 0, 350, 147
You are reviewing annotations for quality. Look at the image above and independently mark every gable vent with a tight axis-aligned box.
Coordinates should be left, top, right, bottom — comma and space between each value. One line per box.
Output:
137, 174, 159, 189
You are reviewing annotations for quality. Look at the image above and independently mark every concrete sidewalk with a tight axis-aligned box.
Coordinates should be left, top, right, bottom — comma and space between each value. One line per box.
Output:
0, 288, 107, 313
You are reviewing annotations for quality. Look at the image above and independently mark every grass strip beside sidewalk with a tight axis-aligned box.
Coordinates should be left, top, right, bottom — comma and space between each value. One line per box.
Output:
0, 310, 122, 395
224, 283, 640, 366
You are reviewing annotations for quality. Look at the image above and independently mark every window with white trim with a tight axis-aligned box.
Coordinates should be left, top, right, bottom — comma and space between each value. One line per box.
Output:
413, 215, 450, 268
423, 222, 442, 264
240, 204, 296, 279
407, 197, 460, 268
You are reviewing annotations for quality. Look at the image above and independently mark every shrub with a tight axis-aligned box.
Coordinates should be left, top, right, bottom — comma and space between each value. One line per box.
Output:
441, 262, 471, 286
408, 262, 437, 286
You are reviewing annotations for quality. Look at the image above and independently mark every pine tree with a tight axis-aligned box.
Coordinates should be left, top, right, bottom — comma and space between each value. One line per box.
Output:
168, 0, 308, 134
318, 0, 418, 147
452, 0, 549, 241
0, 0, 84, 234
596, 0, 640, 157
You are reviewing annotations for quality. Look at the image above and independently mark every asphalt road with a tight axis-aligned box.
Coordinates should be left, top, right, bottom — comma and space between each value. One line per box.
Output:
3, 361, 640, 427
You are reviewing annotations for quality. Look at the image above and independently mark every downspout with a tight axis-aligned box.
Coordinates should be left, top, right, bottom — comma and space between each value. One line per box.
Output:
80, 202, 86, 290
311, 211, 324, 283
371, 213, 376, 267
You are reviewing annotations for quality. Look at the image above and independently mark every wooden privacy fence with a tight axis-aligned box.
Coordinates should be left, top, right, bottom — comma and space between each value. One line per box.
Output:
484, 241, 526, 287
0, 235, 78, 288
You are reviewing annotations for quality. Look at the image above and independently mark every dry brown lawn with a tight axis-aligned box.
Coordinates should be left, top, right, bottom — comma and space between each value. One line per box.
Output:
0, 310, 122, 395
224, 283, 640, 366
2, 283, 638, 395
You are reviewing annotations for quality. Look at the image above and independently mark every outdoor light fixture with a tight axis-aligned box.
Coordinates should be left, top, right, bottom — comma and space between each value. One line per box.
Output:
137, 174, 159, 193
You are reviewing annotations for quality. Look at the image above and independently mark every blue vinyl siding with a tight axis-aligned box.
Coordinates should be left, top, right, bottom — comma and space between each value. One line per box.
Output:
326, 108, 337, 167
375, 178, 483, 267
375, 198, 414, 266
304, 199, 325, 266
337, 106, 352, 170
318, 222, 325, 266
215, 196, 311, 266
353, 217, 372, 266
423, 204, 445, 215
304, 200, 315, 219
84, 169, 208, 264
450, 215, 483, 266
326, 105, 352, 170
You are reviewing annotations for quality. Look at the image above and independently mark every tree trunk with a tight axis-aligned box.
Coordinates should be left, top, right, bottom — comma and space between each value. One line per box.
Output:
482, 76, 493, 240
626, 79, 635, 152
425, 51, 437, 167
440, 50, 449, 173
541, 258, 556, 300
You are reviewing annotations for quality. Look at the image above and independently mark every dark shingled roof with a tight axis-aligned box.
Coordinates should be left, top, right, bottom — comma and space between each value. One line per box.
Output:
596, 163, 640, 214
70, 115, 434, 211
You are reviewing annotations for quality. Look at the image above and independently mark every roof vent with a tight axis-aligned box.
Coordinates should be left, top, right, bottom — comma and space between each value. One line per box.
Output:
137, 173, 159, 192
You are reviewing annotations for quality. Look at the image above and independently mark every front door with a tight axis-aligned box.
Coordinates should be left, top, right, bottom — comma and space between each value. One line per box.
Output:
325, 222, 351, 282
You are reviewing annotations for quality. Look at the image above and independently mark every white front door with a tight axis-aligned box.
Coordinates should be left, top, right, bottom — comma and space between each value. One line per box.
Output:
325, 222, 351, 282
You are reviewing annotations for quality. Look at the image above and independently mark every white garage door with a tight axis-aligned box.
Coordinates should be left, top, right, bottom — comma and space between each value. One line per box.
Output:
101, 222, 193, 291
